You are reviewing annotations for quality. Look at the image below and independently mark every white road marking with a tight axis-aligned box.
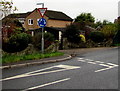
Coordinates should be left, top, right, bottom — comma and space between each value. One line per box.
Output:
87, 62, 96, 64
107, 63, 119, 67
77, 58, 84, 60
54, 65, 80, 69
78, 60, 86, 62
99, 64, 111, 67
95, 61, 104, 63
22, 78, 70, 91
0, 65, 80, 81
95, 66, 115, 72
85, 59, 94, 61
77, 57, 118, 73
24, 66, 56, 75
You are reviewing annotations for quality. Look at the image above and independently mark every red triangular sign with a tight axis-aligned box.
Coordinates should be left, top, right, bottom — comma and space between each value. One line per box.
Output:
38, 8, 47, 17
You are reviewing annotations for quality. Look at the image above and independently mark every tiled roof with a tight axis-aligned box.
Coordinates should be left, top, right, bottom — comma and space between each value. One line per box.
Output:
6, 12, 31, 18
5, 9, 73, 21
45, 10, 73, 21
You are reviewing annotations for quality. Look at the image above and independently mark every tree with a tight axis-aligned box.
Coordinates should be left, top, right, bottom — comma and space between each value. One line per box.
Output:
74, 13, 95, 30
113, 17, 120, 44
102, 20, 112, 25
94, 20, 103, 28
2, 18, 25, 40
0, 0, 17, 17
100, 24, 118, 40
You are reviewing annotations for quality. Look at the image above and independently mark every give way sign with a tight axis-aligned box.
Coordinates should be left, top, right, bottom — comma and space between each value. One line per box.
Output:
38, 8, 47, 17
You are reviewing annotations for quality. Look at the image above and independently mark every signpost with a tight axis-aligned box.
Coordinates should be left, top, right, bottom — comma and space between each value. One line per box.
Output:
38, 8, 47, 18
37, 3, 47, 53
38, 18, 47, 28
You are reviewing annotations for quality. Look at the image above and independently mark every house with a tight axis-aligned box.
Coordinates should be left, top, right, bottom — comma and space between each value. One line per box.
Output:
114, 16, 120, 24
4, 9, 73, 40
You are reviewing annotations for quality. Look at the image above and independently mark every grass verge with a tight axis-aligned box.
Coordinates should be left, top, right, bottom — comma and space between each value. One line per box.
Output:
114, 44, 120, 46
2, 52, 64, 64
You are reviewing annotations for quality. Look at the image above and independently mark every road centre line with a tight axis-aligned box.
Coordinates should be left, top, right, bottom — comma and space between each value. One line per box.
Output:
0, 65, 80, 82
22, 78, 70, 91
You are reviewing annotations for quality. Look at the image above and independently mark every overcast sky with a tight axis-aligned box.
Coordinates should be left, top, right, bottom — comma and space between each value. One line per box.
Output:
12, 0, 119, 22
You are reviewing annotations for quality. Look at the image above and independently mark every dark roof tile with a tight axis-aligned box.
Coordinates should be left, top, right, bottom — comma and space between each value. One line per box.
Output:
6, 12, 31, 18
45, 10, 73, 21
5, 9, 73, 21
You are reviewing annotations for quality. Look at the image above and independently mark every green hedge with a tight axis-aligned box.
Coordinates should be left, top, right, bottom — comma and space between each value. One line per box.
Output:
2, 33, 32, 53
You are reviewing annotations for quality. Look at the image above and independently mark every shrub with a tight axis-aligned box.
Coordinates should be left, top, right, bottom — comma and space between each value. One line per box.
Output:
63, 24, 81, 44
100, 24, 118, 40
2, 33, 32, 53
89, 31, 104, 43
32, 32, 55, 50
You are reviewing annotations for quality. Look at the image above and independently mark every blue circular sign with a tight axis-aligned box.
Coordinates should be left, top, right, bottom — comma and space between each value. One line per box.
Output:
38, 18, 47, 28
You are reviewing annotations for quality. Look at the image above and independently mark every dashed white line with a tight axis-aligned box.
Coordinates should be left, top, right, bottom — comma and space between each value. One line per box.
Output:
78, 60, 86, 62
22, 78, 70, 91
77, 57, 119, 73
78, 58, 84, 60
85, 59, 94, 61
95, 61, 104, 63
87, 62, 96, 64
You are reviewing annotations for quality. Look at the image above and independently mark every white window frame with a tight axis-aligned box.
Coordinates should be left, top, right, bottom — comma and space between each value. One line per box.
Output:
37, 19, 39, 25
28, 19, 33, 25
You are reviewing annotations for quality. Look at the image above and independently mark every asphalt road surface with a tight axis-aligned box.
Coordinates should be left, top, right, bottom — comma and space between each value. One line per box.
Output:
2, 47, 119, 90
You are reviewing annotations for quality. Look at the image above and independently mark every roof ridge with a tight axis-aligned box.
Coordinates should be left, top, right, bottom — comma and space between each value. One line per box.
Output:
4, 9, 73, 21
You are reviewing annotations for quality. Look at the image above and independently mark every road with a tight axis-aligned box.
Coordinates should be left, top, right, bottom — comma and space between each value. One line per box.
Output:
2, 47, 119, 90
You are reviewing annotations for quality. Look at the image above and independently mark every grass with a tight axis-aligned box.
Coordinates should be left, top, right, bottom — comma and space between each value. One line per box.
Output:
114, 44, 120, 46
2, 52, 64, 64
112, 43, 120, 47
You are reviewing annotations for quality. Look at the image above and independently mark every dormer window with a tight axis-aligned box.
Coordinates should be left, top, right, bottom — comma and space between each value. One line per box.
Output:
28, 19, 33, 25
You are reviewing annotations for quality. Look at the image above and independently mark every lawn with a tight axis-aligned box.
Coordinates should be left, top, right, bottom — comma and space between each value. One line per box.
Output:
2, 52, 64, 64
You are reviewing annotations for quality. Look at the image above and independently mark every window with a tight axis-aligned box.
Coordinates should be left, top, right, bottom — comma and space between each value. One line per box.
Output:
28, 19, 33, 25
37, 19, 39, 25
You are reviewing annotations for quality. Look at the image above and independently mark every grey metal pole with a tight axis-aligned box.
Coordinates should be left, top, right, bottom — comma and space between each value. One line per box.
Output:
41, 27, 44, 53
36, 3, 44, 53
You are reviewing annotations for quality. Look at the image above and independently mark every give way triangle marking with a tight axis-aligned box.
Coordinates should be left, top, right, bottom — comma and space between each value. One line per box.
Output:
1, 64, 80, 81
